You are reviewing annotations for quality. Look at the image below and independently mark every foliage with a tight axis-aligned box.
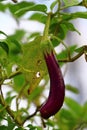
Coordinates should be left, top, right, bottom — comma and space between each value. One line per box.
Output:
0, 0, 87, 129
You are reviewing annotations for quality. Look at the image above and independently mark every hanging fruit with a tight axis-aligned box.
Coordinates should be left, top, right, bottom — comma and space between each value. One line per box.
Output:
39, 50, 65, 119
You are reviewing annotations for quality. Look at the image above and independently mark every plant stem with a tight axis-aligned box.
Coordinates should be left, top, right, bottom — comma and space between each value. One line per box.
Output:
8, 70, 22, 79
51, 35, 71, 59
22, 107, 39, 125
42, 12, 52, 41
16, 81, 28, 111
0, 86, 22, 126
58, 49, 84, 62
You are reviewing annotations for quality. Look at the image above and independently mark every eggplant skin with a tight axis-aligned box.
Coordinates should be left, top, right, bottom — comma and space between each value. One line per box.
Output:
39, 51, 65, 119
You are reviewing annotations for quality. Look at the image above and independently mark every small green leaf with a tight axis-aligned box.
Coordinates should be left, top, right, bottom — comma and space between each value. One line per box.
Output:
15, 127, 24, 130
27, 124, 42, 130
58, 23, 68, 39
28, 32, 41, 39
13, 74, 26, 92
0, 3, 8, 11
0, 42, 9, 54
75, 45, 87, 53
50, 0, 58, 11
60, 108, 76, 120
82, 102, 87, 120
63, 21, 80, 34
9, 1, 35, 17
15, 4, 47, 16
27, 124, 36, 130
63, 0, 80, 6
0, 125, 7, 130
66, 84, 79, 94
65, 97, 82, 117
10, 39, 22, 53
7, 116, 15, 130
46, 120, 54, 127
57, 45, 77, 65
30, 13, 47, 24
0, 30, 8, 37
61, 12, 87, 21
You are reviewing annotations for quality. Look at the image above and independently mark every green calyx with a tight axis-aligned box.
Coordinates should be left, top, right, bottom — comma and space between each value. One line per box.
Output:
40, 38, 54, 55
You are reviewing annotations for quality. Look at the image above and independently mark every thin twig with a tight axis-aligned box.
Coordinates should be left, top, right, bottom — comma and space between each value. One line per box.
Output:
16, 81, 29, 111
22, 107, 39, 125
41, 117, 46, 128
58, 48, 84, 62
51, 35, 71, 59
0, 86, 22, 126
8, 70, 22, 79
73, 121, 87, 130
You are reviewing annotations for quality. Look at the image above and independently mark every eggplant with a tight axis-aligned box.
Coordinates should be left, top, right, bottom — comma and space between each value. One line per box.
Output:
39, 51, 65, 119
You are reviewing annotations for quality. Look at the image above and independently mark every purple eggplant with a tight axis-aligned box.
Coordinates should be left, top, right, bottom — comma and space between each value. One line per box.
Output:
39, 51, 65, 119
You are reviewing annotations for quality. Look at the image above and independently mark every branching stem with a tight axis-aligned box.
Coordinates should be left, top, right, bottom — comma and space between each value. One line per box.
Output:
22, 106, 39, 125
58, 45, 87, 62
16, 81, 28, 111
0, 86, 22, 126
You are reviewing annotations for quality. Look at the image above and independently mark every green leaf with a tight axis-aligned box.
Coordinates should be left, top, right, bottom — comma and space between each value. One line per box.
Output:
57, 45, 77, 65
75, 45, 87, 53
28, 86, 44, 102
21, 36, 47, 93
30, 13, 47, 24
7, 30, 26, 42
28, 32, 41, 39
0, 126, 7, 130
63, 0, 80, 6
7, 116, 15, 130
63, 21, 80, 34
15, 127, 24, 130
66, 84, 79, 94
15, 4, 47, 17
82, 102, 87, 120
61, 12, 87, 21
9, 1, 35, 17
58, 108, 78, 130
0, 30, 8, 37
6, 91, 16, 104
72, 12, 87, 19
9, 39, 22, 53
27, 124, 42, 130
0, 0, 5, 2
60, 108, 75, 120
27, 124, 36, 130
13, 74, 26, 92
50, 22, 68, 42
65, 97, 82, 117
0, 3, 8, 11
58, 23, 68, 39
0, 42, 9, 54
46, 120, 54, 127
50, 0, 58, 11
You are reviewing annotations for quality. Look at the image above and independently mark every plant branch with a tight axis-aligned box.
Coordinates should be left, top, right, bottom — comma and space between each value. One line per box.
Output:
51, 35, 71, 59
42, 12, 52, 41
57, 0, 61, 12
22, 106, 39, 125
58, 47, 85, 62
73, 121, 87, 130
16, 81, 29, 111
0, 86, 22, 126
7, 70, 22, 79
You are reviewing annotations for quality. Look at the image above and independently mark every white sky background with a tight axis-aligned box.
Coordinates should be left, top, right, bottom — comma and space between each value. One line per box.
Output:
0, 0, 87, 106
64, 6, 87, 103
